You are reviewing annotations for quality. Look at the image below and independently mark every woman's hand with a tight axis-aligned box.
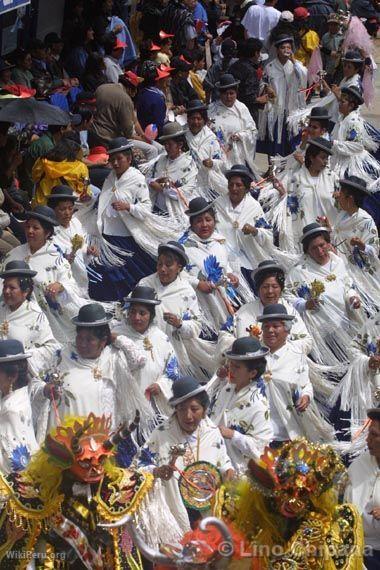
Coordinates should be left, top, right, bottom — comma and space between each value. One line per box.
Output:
369, 507, 380, 521
153, 464, 175, 481
350, 237, 365, 251
45, 282, 64, 299
150, 180, 163, 192
146, 383, 161, 397
273, 178, 286, 196
163, 312, 182, 328
242, 223, 258, 236
43, 382, 62, 401
256, 94, 269, 105
227, 273, 239, 288
217, 365, 228, 379
112, 201, 130, 211
349, 295, 361, 309
219, 425, 235, 439
331, 84, 341, 99
296, 394, 310, 413
202, 158, 213, 168
65, 252, 76, 264
197, 280, 215, 293
231, 133, 240, 142
87, 245, 99, 256
305, 298, 320, 311
316, 216, 331, 231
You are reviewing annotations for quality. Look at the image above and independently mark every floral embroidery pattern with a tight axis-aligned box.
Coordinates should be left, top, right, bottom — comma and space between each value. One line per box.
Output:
287, 195, 300, 215
11, 445, 31, 471
165, 355, 180, 381
203, 255, 223, 284
220, 315, 233, 332
255, 217, 272, 230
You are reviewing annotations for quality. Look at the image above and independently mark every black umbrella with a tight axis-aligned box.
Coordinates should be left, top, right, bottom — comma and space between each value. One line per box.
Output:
0, 98, 70, 125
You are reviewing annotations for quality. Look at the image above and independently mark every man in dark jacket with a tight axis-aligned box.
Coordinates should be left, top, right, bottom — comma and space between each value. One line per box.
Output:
229, 38, 268, 125
161, 0, 197, 51
169, 56, 198, 107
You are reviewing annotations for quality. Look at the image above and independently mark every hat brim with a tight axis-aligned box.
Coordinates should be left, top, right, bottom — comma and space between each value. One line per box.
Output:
19, 211, 59, 226
341, 56, 364, 63
274, 36, 294, 46
124, 297, 161, 306
225, 346, 269, 360
0, 269, 37, 278
309, 112, 331, 121
108, 144, 133, 155
339, 178, 369, 195
307, 139, 333, 155
215, 80, 240, 90
0, 352, 31, 362
159, 129, 186, 142
341, 87, 364, 104
257, 313, 295, 322
225, 168, 254, 181
48, 193, 78, 202
186, 104, 209, 113
185, 201, 215, 217
157, 243, 189, 265
251, 263, 284, 280
72, 314, 113, 326
169, 385, 207, 406
301, 226, 330, 243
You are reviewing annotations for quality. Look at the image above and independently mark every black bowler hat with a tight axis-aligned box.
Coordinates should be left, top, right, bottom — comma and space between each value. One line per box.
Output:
0, 260, 37, 279
48, 185, 78, 203
307, 137, 333, 155
309, 106, 331, 121
215, 73, 240, 90
300, 222, 329, 243
20, 205, 58, 226
125, 286, 161, 305
169, 375, 207, 406
341, 50, 364, 64
340, 175, 369, 195
158, 241, 189, 266
0, 339, 30, 362
341, 85, 364, 105
72, 303, 113, 327
257, 303, 295, 323
107, 137, 133, 155
225, 337, 269, 360
273, 34, 294, 47
225, 164, 254, 181
367, 407, 380, 422
185, 197, 215, 218
185, 99, 208, 113
251, 260, 284, 282
158, 122, 186, 142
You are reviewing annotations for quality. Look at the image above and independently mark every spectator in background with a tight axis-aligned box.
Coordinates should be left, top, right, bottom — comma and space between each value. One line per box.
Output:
0, 60, 15, 89
44, 33, 66, 81
229, 38, 268, 124
320, 14, 344, 85
103, 33, 126, 83
29, 39, 50, 82
293, 7, 320, 66
241, 0, 281, 43
169, 56, 198, 107
137, 61, 169, 137
11, 50, 34, 88
80, 53, 107, 92
204, 38, 238, 102
161, 0, 197, 52
139, 0, 164, 41
304, 0, 334, 37
155, 31, 174, 67
64, 24, 96, 77
182, 49, 207, 101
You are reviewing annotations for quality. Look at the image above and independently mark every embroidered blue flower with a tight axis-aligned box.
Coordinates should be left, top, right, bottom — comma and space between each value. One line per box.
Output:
287, 195, 300, 214
295, 461, 310, 474
11, 445, 30, 471
367, 342, 377, 356
203, 255, 223, 284
215, 128, 225, 145
70, 351, 79, 361
116, 436, 137, 468
165, 355, 180, 381
230, 424, 246, 434
220, 315, 233, 332
178, 230, 190, 245
185, 263, 196, 272
352, 246, 366, 269
292, 389, 300, 406
226, 284, 238, 301
182, 310, 192, 321
256, 376, 266, 397
255, 217, 272, 230
297, 284, 311, 299
347, 128, 358, 142
55, 349, 62, 359
139, 447, 157, 467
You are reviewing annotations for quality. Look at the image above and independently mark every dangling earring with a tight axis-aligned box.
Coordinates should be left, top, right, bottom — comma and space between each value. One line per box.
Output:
9, 383, 13, 394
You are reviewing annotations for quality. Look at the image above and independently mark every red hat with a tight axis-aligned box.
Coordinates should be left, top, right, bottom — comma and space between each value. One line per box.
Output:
179, 54, 192, 65
293, 7, 310, 20
159, 30, 174, 39
113, 38, 127, 50
123, 70, 143, 87
156, 67, 171, 81
87, 146, 109, 163
150, 42, 161, 51
159, 63, 175, 72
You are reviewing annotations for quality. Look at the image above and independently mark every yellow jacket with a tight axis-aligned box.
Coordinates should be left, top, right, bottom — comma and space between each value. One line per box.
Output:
295, 30, 320, 66
189, 70, 206, 102
32, 158, 90, 206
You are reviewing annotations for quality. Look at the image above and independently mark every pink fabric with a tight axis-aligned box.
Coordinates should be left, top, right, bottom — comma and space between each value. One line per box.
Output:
307, 47, 323, 86
342, 16, 373, 55
362, 67, 375, 107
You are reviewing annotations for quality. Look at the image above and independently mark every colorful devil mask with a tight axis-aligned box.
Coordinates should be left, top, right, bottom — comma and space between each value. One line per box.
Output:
248, 439, 345, 518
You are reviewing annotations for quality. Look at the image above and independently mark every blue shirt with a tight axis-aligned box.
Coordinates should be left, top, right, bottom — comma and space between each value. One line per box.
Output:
136, 86, 166, 135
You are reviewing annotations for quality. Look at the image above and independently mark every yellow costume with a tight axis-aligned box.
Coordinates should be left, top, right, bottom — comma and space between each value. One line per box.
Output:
189, 70, 206, 102
32, 158, 91, 206
295, 30, 320, 66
